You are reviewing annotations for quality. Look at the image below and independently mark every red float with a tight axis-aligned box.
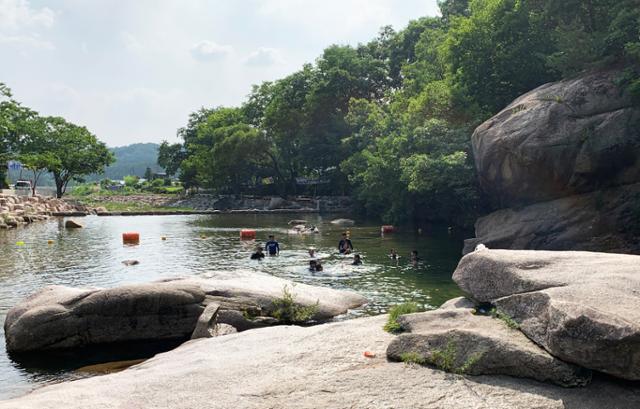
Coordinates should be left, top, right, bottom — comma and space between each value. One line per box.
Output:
122, 232, 140, 244
381, 225, 395, 234
240, 229, 256, 240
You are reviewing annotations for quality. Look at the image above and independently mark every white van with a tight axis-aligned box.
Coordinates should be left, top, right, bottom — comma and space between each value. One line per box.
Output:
14, 180, 32, 196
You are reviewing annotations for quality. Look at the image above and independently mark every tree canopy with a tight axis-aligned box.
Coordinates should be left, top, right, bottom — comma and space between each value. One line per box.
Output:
163, 0, 638, 226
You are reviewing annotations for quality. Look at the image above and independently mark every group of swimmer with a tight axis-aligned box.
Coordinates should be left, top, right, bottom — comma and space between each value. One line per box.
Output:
250, 230, 421, 270
249, 231, 364, 270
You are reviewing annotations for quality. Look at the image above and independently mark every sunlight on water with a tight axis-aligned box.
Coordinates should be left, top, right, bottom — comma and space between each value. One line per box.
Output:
0, 214, 464, 399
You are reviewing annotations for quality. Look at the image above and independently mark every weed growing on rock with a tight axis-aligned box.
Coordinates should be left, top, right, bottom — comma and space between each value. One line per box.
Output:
271, 285, 319, 324
490, 308, 520, 329
399, 352, 426, 365
383, 302, 420, 333
428, 340, 484, 375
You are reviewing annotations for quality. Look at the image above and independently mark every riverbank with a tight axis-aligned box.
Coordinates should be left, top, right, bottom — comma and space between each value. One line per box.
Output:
0, 195, 89, 229
2, 314, 638, 409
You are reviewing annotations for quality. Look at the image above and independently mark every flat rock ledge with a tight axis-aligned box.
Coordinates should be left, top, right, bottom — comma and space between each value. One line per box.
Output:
386, 304, 591, 387
453, 248, 640, 381
2, 315, 639, 409
4, 270, 367, 354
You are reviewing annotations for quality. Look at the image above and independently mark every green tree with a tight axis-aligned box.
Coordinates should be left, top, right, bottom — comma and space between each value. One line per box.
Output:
41, 117, 114, 197
157, 141, 185, 177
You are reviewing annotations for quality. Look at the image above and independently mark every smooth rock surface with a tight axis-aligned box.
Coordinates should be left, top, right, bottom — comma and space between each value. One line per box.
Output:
64, 219, 83, 228
453, 248, 640, 380
4, 271, 367, 353
466, 70, 640, 254
2, 316, 639, 409
387, 308, 590, 387
473, 70, 640, 207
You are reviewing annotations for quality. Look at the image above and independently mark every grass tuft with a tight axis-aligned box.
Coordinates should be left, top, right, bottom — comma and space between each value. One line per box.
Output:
383, 302, 420, 333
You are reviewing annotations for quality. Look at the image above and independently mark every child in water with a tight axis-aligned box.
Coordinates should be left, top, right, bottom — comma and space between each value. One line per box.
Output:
352, 254, 363, 265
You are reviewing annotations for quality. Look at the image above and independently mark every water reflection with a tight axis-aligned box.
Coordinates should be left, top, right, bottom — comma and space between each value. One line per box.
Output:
0, 214, 463, 399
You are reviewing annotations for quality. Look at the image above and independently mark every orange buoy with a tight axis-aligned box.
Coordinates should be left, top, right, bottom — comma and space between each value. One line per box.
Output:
240, 229, 256, 240
363, 351, 376, 358
381, 225, 395, 234
122, 232, 140, 244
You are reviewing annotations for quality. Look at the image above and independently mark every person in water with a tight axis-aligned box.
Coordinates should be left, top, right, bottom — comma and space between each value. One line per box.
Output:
352, 254, 363, 265
309, 260, 318, 272
338, 232, 353, 254
308, 247, 316, 258
265, 235, 280, 256
250, 246, 265, 260
389, 248, 398, 259
410, 250, 420, 265
315, 261, 323, 272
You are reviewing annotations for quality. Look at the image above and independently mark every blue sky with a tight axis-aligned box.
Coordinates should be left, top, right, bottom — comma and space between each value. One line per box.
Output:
1, 0, 440, 146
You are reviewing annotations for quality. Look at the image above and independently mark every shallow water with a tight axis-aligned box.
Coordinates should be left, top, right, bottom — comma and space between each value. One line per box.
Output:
0, 214, 464, 400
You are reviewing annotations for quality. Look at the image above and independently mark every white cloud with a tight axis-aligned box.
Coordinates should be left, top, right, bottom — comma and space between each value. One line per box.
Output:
0, 33, 54, 50
121, 31, 143, 52
245, 47, 284, 67
0, 0, 55, 30
190, 40, 233, 61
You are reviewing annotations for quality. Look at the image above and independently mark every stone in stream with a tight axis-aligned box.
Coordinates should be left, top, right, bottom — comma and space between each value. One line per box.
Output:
4, 271, 367, 353
330, 218, 355, 226
453, 248, 640, 380
64, 219, 84, 229
386, 306, 591, 387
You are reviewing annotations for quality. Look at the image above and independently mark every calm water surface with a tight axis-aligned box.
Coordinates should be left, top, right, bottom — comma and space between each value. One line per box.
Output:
0, 214, 464, 399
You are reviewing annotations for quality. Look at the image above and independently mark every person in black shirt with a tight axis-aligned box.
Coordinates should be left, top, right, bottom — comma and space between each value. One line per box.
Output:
352, 254, 363, 265
265, 235, 280, 256
338, 232, 353, 254
250, 247, 265, 260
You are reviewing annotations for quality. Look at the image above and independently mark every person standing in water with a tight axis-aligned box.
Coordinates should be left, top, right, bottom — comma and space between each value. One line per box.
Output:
265, 235, 280, 256
338, 232, 353, 254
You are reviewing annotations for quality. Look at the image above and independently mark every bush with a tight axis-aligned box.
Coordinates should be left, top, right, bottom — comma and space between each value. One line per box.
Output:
123, 175, 139, 187
383, 302, 420, 333
270, 285, 319, 324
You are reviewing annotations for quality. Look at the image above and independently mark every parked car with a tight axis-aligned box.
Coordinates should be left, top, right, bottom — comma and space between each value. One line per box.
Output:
14, 180, 32, 196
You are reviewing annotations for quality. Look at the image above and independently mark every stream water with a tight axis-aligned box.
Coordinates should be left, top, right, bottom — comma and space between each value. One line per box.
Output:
0, 214, 464, 399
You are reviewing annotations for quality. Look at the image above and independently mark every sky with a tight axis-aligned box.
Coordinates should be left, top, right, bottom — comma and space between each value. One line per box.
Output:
1, 0, 440, 147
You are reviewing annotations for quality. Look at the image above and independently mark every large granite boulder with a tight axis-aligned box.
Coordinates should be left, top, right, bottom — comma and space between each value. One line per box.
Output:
473, 70, 640, 208
386, 306, 590, 387
466, 70, 640, 254
4, 271, 367, 353
453, 248, 640, 380
2, 315, 640, 409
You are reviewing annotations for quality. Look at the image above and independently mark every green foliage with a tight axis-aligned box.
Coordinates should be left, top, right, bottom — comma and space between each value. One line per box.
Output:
427, 340, 483, 375
123, 175, 139, 187
490, 308, 520, 329
270, 285, 319, 324
383, 302, 420, 333
399, 352, 426, 365
160, 0, 639, 225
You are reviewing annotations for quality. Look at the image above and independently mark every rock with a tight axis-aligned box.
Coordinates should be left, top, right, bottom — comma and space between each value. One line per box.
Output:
64, 219, 83, 229
94, 207, 108, 214
473, 70, 640, 208
2, 316, 639, 409
386, 308, 590, 387
190, 303, 221, 339
4, 283, 206, 353
287, 219, 308, 225
121, 260, 140, 266
453, 248, 640, 380
439, 297, 475, 310
267, 196, 287, 210
464, 182, 640, 255
4, 271, 367, 353
467, 70, 640, 254
330, 218, 355, 226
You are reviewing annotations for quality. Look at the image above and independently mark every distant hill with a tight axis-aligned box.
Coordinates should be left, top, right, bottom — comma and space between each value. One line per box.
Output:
8, 143, 163, 186
87, 143, 163, 182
